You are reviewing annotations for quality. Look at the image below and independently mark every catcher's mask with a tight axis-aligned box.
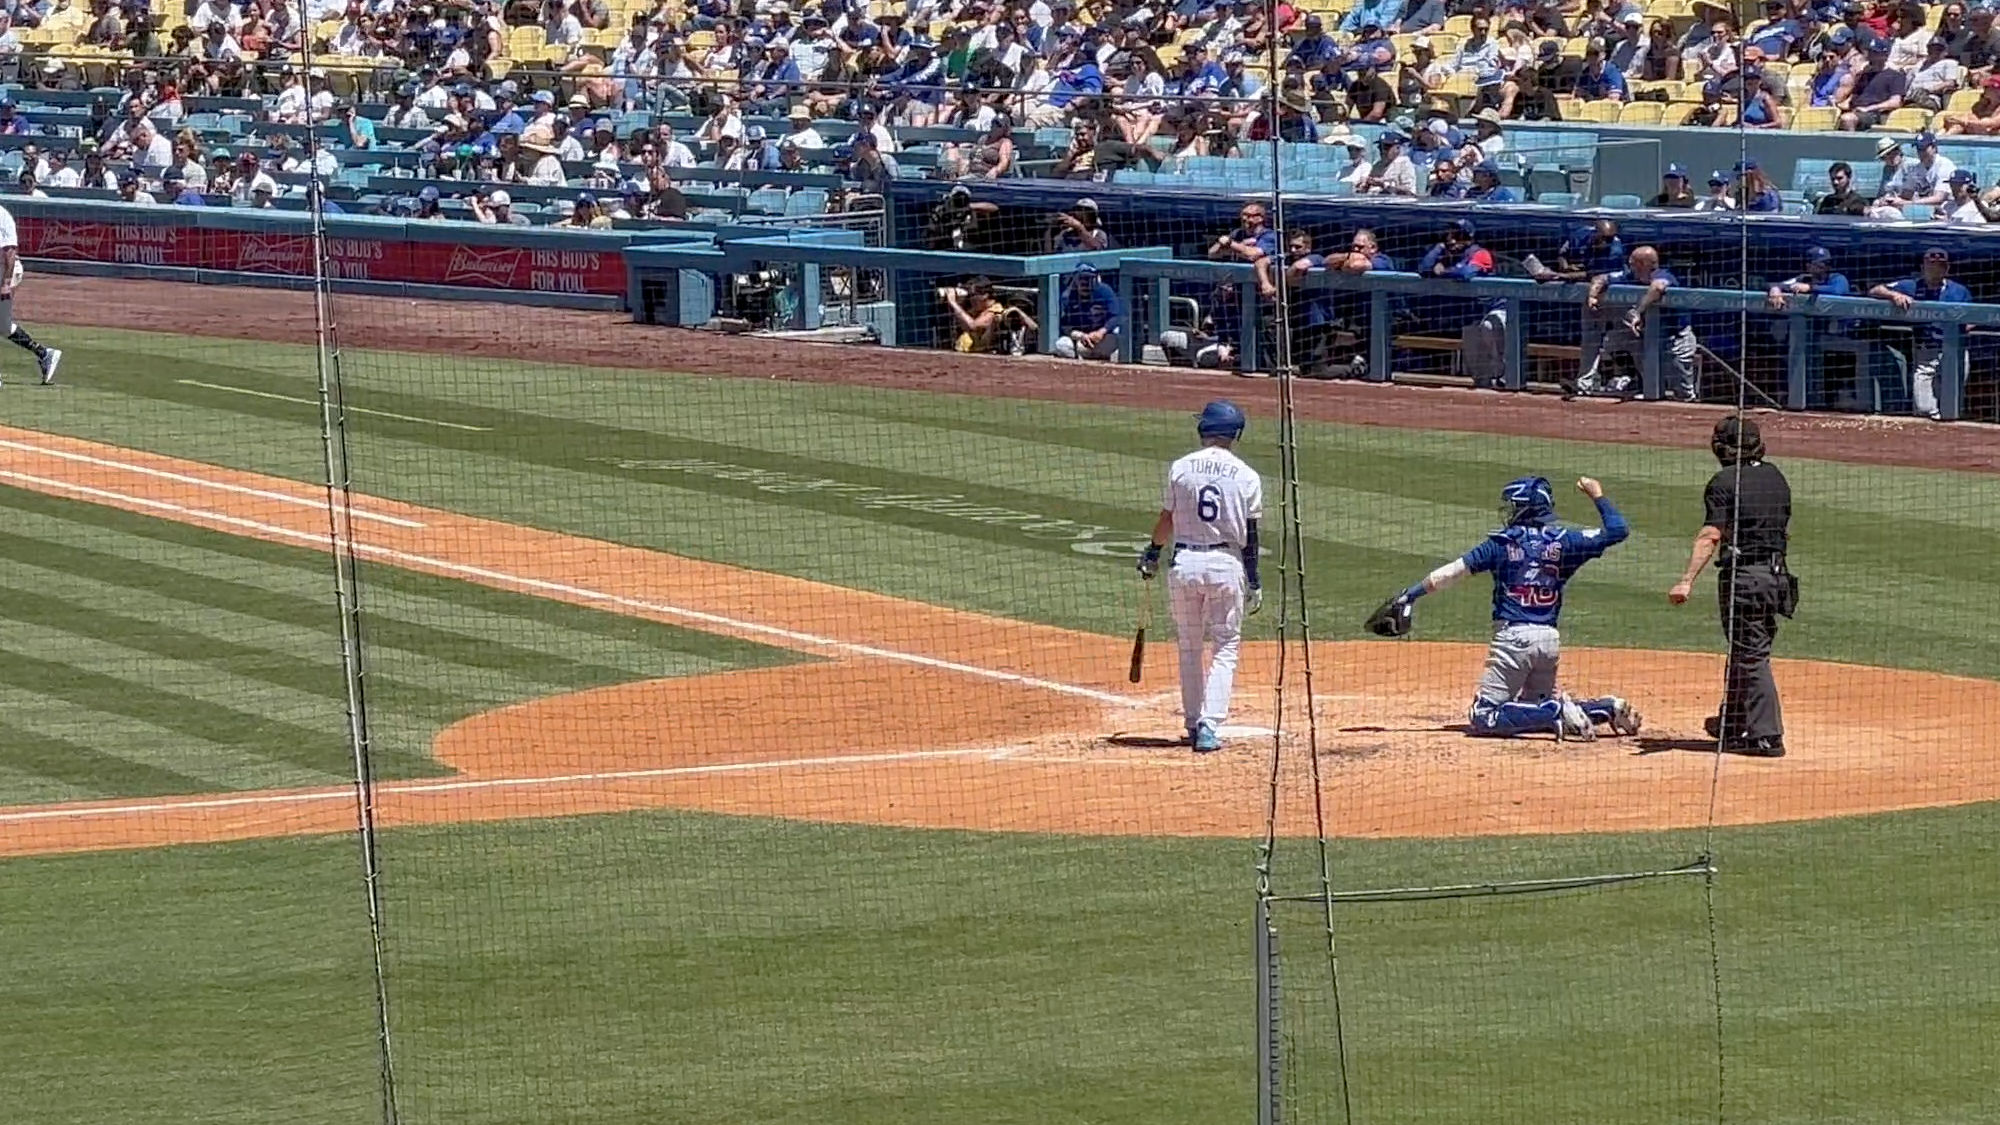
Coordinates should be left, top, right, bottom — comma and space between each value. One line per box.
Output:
1500, 476, 1555, 526
1711, 416, 1764, 465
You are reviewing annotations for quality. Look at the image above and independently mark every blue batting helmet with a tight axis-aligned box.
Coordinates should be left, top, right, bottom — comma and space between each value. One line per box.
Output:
1500, 476, 1555, 526
1196, 400, 1247, 441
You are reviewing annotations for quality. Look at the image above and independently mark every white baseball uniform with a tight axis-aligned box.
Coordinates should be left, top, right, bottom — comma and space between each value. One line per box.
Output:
1162, 445, 1262, 734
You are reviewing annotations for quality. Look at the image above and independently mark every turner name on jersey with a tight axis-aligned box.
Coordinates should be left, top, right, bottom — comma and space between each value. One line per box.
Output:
1164, 447, 1263, 548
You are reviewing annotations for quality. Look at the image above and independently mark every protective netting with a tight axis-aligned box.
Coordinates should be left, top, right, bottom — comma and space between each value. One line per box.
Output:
0, 36, 1994, 1125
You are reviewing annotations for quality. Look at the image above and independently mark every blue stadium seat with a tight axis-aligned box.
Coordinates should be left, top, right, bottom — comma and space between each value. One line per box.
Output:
1536, 190, 1580, 207
1118, 170, 1156, 186
784, 187, 828, 215
746, 186, 789, 214
1601, 193, 1644, 209
1904, 202, 1936, 220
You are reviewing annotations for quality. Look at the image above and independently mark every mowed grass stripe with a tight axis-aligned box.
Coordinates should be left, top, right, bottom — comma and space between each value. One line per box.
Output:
0, 705, 268, 796
0, 485, 788, 681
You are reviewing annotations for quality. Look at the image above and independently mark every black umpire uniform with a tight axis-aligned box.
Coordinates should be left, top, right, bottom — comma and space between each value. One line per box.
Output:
1681, 418, 1795, 756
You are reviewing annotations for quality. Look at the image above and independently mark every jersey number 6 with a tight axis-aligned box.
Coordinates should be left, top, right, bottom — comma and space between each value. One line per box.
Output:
1196, 484, 1221, 522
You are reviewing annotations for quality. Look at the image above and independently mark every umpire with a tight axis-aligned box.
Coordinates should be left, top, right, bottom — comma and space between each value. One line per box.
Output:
1668, 418, 1796, 757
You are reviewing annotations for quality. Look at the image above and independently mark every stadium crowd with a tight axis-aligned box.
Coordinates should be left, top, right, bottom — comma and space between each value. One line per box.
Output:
5, 0, 2000, 215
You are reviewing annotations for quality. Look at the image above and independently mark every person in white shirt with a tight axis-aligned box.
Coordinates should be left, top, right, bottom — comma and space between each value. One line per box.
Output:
14, 169, 46, 198
1363, 131, 1418, 196
43, 151, 81, 188
522, 140, 566, 185
1136, 400, 1264, 753
414, 74, 452, 113
790, 14, 834, 80
386, 83, 431, 128
657, 123, 696, 166
783, 105, 825, 147
543, 0, 582, 46
188, 0, 242, 35
1942, 170, 1992, 222
0, 198, 63, 385
1694, 171, 1739, 211
134, 122, 172, 172
117, 172, 158, 206
552, 118, 586, 161
1334, 134, 1373, 187
271, 70, 310, 123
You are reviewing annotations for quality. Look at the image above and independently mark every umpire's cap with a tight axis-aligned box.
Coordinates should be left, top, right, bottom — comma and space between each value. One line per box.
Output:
1197, 400, 1247, 442
1711, 417, 1765, 464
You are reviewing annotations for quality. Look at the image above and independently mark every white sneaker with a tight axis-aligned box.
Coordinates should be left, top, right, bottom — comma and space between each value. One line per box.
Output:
37, 348, 60, 386
1554, 694, 1597, 742
1608, 696, 1643, 737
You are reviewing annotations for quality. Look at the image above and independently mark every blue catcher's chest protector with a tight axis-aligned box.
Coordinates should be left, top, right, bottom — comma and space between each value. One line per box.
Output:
1464, 523, 1611, 627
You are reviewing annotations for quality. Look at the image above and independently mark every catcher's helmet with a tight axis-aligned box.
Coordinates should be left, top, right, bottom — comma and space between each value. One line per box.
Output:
1500, 476, 1555, 526
1196, 400, 1247, 441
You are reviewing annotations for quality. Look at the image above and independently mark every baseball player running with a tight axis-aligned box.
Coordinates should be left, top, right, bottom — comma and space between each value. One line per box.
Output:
1388, 475, 1640, 741
1138, 401, 1263, 753
0, 199, 62, 386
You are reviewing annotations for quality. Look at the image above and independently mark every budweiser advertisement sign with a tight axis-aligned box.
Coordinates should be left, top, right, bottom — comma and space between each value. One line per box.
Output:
16, 215, 626, 295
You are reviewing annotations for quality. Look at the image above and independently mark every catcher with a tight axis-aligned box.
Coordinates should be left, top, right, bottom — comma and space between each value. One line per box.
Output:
1368, 475, 1642, 742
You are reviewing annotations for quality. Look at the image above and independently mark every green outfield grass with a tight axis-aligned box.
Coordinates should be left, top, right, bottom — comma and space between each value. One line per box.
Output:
0, 324, 1994, 1124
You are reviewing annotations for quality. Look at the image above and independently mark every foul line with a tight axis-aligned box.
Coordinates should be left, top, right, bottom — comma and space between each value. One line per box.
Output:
178, 379, 492, 432
0, 747, 1002, 825
0, 467, 1144, 709
0, 438, 424, 529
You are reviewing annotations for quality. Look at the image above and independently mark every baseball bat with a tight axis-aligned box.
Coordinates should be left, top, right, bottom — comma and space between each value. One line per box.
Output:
1128, 582, 1151, 683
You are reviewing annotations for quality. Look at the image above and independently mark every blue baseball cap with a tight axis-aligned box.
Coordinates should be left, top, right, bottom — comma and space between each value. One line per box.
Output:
621, 178, 646, 196
1804, 245, 1832, 263
164, 166, 185, 183
1950, 168, 1977, 185
1917, 130, 1939, 148
1473, 160, 1500, 176
1448, 218, 1476, 237
1664, 162, 1688, 179
1828, 26, 1854, 44
1709, 169, 1729, 185
1379, 130, 1407, 145
576, 191, 598, 205
419, 185, 440, 202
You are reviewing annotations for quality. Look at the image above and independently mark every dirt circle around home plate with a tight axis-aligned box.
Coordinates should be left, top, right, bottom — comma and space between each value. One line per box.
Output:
435, 640, 2000, 839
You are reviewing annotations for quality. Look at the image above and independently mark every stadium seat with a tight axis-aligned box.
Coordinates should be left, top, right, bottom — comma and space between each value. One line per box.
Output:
1883, 107, 1932, 132
784, 188, 829, 216
1601, 193, 1644, 209
1571, 100, 1621, 122
1947, 88, 1984, 114
1536, 190, 1580, 207
746, 187, 789, 214
1905, 202, 1936, 220
1617, 102, 1664, 124
1790, 106, 1838, 131
1118, 170, 1157, 186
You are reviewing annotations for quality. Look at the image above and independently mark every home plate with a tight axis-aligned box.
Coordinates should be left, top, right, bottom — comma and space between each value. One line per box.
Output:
1218, 724, 1275, 737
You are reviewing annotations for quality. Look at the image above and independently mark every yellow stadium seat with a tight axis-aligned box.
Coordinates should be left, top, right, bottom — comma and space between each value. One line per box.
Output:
1561, 36, 1589, 59
1618, 101, 1665, 124
507, 26, 543, 56
686, 29, 715, 50
1789, 106, 1838, 131
1426, 33, 1460, 55
1787, 74, 1815, 104
1572, 99, 1622, 122
1882, 107, 1932, 132
1633, 79, 1684, 100
1437, 71, 1476, 98
1156, 43, 1183, 68
1442, 14, 1474, 36
1947, 88, 1984, 113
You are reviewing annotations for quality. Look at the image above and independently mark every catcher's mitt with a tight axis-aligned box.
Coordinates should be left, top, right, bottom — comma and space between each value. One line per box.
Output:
1363, 597, 1414, 638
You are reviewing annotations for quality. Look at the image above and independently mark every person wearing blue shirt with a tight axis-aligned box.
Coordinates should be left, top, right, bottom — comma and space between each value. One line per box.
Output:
1054, 264, 1125, 361
1427, 159, 1467, 197
1284, 230, 1342, 376
1765, 246, 1860, 400
1342, 0, 1406, 34
0, 99, 32, 136
1386, 475, 1640, 742
1732, 159, 1783, 212
1767, 245, 1852, 310
1171, 43, 1226, 96
1209, 200, 1282, 299
164, 167, 206, 206
1274, 83, 1320, 142
1419, 219, 1509, 388
1870, 247, 1972, 419
1580, 245, 1698, 400
1745, 0, 1804, 57
1286, 13, 1342, 68
1467, 161, 1519, 201
1049, 49, 1106, 106
748, 39, 808, 112
1575, 42, 1628, 101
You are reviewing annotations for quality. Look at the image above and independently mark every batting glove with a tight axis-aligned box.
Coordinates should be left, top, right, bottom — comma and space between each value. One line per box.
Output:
1137, 543, 1163, 580
1246, 585, 1263, 615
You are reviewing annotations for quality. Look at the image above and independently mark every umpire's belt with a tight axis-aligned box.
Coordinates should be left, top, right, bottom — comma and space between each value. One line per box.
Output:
1724, 552, 1786, 569
1175, 542, 1232, 552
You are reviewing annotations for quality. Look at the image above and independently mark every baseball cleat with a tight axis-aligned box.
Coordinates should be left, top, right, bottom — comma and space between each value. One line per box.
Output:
37, 348, 60, 385
1192, 722, 1222, 753
1703, 715, 1723, 740
1608, 697, 1642, 737
1725, 737, 1786, 758
1554, 695, 1596, 742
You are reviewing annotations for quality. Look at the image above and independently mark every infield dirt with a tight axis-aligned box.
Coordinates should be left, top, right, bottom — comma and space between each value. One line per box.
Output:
0, 424, 1990, 858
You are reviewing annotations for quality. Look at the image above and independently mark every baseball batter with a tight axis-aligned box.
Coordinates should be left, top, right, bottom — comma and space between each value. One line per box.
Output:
1137, 401, 1263, 753
0, 200, 62, 386
1390, 475, 1641, 741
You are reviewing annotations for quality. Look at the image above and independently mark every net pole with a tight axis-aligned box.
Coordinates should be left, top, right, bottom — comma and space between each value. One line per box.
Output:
293, 47, 403, 1125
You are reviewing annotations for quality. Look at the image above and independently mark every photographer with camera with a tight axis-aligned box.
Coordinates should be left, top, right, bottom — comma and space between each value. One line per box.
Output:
1049, 197, 1113, 253
941, 277, 1038, 355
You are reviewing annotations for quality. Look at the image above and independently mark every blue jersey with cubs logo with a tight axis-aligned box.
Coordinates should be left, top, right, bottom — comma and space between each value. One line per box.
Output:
1460, 498, 1629, 626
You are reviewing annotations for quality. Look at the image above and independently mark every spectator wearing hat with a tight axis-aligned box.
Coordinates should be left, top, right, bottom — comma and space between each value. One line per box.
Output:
163, 167, 204, 206
1210, 200, 1281, 300
1417, 220, 1506, 388
1049, 197, 1112, 254
1286, 13, 1340, 69
748, 125, 788, 171
1219, 48, 1267, 103
1889, 131, 1954, 205
116, 169, 156, 206
1649, 164, 1697, 207
0, 98, 30, 139
1450, 15, 1504, 90
1268, 79, 1322, 141
470, 188, 531, 226
1940, 168, 1996, 222
942, 276, 1036, 356
1745, 0, 1805, 58
411, 185, 443, 220
1334, 133, 1373, 187
1695, 169, 1738, 211
1467, 161, 1519, 202
1052, 264, 1123, 362
1581, 245, 1697, 401
1364, 130, 1419, 196
1606, 11, 1649, 74
1347, 56, 1397, 123
1398, 36, 1448, 106
1871, 247, 1970, 418
1906, 35, 1964, 110
745, 37, 805, 115
842, 130, 899, 196
1838, 36, 1907, 128
1764, 246, 1859, 386
558, 192, 612, 229
385, 83, 430, 130
1575, 40, 1630, 101
1723, 66, 1787, 127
